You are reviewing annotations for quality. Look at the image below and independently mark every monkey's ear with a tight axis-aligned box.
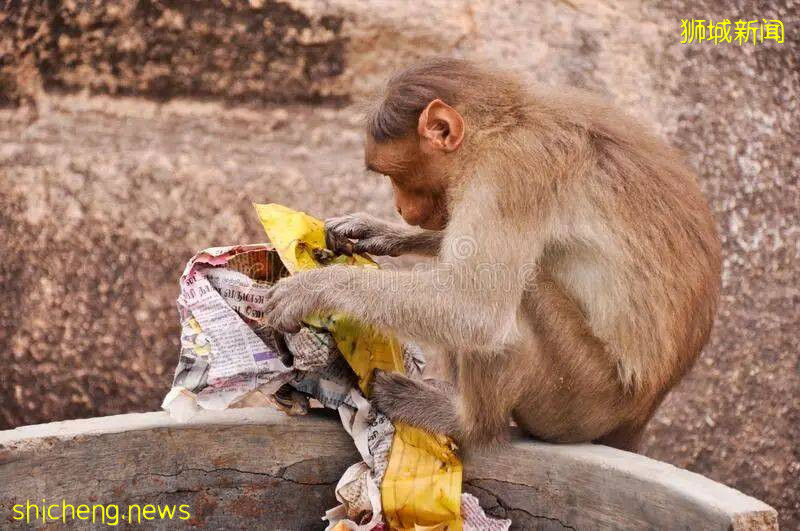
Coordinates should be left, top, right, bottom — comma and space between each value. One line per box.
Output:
417, 99, 465, 153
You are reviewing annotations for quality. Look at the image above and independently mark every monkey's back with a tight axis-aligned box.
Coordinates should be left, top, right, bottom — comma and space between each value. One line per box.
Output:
529, 88, 722, 397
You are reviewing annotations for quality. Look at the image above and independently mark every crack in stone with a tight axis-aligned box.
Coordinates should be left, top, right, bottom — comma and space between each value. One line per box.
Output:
466, 481, 576, 530
134, 464, 335, 488
468, 476, 539, 490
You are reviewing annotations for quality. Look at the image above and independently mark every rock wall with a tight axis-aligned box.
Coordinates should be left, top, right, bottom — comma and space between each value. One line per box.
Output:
1, 0, 797, 526
1, 0, 347, 105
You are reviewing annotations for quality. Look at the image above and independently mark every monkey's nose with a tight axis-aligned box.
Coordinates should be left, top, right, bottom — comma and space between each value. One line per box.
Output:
396, 206, 402, 216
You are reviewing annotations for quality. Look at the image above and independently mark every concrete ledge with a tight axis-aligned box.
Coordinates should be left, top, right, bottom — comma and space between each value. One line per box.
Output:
0, 409, 777, 529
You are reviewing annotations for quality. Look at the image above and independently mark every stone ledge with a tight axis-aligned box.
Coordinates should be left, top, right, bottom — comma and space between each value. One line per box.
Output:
0, 408, 778, 529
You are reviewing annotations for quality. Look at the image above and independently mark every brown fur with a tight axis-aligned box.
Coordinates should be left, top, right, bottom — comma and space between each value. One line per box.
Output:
264, 58, 722, 452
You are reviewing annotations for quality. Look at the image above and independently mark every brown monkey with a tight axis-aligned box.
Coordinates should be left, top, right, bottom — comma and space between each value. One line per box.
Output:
262, 58, 721, 451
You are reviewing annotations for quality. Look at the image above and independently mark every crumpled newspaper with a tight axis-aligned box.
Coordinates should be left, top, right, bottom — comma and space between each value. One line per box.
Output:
162, 204, 511, 531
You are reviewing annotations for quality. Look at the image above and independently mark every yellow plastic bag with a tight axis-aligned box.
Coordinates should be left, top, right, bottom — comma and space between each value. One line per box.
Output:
254, 203, 462, 530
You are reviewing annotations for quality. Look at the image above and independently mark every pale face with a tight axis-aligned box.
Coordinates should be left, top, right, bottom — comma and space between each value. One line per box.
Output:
364, 134, 450, 230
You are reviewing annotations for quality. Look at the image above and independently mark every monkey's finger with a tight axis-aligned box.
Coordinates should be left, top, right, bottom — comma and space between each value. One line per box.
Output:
352, 238, 373, 254
257, 308, 277, 331
324, 229, 354, 256
262, 284, 283, 313
280, 321, 303, 334
369, 368, 399, 395
325, 214, 373, 239
261, 306, 287, 332
370, 367, 386, 384
274, 308, 303, 334
323, 216, 353, 235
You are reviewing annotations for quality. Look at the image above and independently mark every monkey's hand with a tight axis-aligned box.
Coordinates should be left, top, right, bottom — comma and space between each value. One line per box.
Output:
325, 212, 409, 257
262, 272, 326, 333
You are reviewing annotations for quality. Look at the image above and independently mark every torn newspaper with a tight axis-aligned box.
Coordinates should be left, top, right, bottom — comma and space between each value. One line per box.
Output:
162, 204, 511, 530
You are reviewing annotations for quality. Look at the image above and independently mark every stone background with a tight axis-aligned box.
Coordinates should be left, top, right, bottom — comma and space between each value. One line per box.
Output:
1, 0, 797, 526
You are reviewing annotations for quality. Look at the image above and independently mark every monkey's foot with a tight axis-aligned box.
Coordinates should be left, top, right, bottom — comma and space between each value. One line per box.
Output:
372, 371, 462, 440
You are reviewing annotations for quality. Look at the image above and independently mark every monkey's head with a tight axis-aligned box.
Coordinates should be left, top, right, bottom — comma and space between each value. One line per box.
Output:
364, 59, 494, 231
364, 99, 464, 230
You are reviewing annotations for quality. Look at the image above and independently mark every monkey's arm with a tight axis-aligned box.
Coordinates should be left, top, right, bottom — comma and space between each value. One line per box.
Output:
264, 224, 533, 352
262, 265, 505, 348
325, 213, 443, 257
269, 178, 542, 344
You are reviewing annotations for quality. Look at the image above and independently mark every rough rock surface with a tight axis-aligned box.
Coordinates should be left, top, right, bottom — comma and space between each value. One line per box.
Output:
0, 0, 797, 526
0, 0, 347, 105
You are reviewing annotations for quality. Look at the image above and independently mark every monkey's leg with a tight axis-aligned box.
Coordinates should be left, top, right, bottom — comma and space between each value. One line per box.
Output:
423, 378, 456, 393
373, 352, 517, 448
455, 351, 519, 447
514, 273, 649, 450
372, 371, 462, 438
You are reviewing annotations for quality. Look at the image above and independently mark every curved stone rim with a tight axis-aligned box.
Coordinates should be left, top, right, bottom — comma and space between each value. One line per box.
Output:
0, 408, 778, 529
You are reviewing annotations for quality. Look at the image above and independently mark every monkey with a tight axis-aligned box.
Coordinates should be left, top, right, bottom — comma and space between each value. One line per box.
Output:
261, 58, 722, 452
